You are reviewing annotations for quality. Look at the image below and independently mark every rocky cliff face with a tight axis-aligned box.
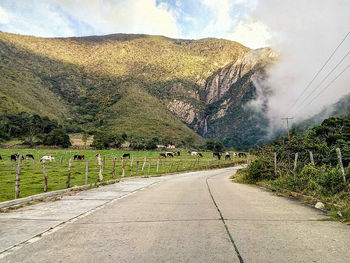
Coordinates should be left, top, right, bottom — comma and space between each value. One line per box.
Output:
167, 47, 277, 148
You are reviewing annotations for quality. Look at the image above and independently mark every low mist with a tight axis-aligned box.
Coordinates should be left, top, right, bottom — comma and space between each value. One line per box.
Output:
248, 0, 350, 135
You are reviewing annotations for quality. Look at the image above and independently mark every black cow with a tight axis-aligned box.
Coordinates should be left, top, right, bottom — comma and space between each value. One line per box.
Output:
238, 152, 247, 158
197, 153, 203, 157
177, 151, 180, 156
166, 152, 174, 157
225, 154, 231, 160
122, 153, 130, 159
11, 154, 24, 161
26, 154, 34, 160
159, 153, 167, 158
213, 152, 221, 160
74, 154, 85, 160
0, 154, 2, 160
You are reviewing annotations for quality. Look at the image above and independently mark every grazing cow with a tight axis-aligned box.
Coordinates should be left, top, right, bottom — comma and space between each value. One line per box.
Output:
177, 151, 180, 156
213, 152, 222, 160
166, 152, 174, 157
238, 152, 247, 158
74, 154, 85, 160
26, 154, 35, 160
197, 153, 203, 157
233, 152, 238, 157
40, 155, 55, 162
122, 153, 130, 159
159, 153, 167, 158
10, 154, 23, 161
225, 152, 231, 160
190, 151, 198, 156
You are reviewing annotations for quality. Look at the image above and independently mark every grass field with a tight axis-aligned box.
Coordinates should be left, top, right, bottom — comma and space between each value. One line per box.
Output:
0, 149, 247, 202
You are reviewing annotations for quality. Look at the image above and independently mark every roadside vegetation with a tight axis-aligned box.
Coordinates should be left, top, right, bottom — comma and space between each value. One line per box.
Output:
235, 116, 350, 223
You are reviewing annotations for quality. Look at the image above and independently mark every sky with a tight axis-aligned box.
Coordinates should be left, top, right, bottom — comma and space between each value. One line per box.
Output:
0, 0, 270, 49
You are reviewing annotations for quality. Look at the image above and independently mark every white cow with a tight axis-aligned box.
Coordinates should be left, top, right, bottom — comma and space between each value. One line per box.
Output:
40, 155, 55, 162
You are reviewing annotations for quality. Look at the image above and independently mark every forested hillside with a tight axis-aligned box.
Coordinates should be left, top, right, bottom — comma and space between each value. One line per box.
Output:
0, 32, 275, 147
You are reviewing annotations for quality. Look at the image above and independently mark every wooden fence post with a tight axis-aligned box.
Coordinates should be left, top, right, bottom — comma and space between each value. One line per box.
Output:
274, 152, 277, 176
60, 156, 63, 165
130, 157, 134, 176
336, 148, 346, 182
309, 151, 315, 165
43, 160, 48, 192
121, 158, 125, 177
103, 156, 106, 169
170, 161, 173, 173
97, 154, 103, 181
15, 155, 23, 199
136, 161, 139, 176
85, 160, 88, 184
142, 156, 146, 175
293, 153, 298, 171
66, 158, 72, 188
112, 157, 116, 179
156, 159, 159, 173
148, 163, 151, 177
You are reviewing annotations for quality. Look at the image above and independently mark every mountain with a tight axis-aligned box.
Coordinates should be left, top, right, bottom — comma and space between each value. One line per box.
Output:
0, 31, 276, 148
294, 94, 350, 133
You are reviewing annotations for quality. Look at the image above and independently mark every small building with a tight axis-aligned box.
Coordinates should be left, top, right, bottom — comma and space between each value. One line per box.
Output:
157, 144, 166, 149
167, 144, 176, 149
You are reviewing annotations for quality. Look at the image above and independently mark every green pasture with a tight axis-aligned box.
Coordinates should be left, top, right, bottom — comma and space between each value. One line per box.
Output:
0, 149, 247, 202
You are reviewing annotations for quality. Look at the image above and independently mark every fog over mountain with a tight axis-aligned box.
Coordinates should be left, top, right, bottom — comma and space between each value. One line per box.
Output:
245, 0, 350, 135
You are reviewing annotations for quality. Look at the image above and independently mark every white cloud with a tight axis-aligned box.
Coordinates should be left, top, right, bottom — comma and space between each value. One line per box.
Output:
0, 0, 180, 38
201, 0, 236, 37
227, 18, 271, 48
0, 6, 10, 24
57, 0, 180, 37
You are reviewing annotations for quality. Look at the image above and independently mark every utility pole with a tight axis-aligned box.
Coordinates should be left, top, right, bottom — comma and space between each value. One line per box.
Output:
281, 117, 294, 141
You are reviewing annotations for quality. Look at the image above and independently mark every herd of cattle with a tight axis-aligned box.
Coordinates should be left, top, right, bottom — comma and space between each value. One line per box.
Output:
157, 151, 247, 160
0, 151, 247, 162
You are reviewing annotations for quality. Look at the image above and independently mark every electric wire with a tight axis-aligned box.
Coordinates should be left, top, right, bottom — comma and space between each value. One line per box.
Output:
293, 65, 350, 116
282, 30, 350, 117
290, 48, 350, 115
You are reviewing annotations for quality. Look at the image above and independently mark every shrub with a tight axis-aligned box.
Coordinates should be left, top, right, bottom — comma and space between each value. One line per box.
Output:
317, 166, 346, 194
296, 164, 322, 191
245, 159, 273, 182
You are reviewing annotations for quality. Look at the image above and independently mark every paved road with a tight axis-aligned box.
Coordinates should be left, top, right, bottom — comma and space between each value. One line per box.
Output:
1, 167, 349, 262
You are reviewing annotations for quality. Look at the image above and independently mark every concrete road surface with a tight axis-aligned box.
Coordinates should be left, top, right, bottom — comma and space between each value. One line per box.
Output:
1, 167, 349, 262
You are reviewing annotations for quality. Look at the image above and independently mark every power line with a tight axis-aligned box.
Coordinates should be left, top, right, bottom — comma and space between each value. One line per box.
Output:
290, 48, 350, 115
293, 65, 350, 116
282, 30, 350, 117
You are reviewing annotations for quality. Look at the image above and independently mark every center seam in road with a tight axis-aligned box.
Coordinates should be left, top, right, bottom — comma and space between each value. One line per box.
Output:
206, 173, 244, 263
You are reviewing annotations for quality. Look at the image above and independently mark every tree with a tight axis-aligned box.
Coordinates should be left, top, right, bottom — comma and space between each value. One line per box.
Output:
205, 140, 225, 152
42, 128, 71, 148
82, 132, 89, 149
145, 137, 159, 150
91, 131, 113, 149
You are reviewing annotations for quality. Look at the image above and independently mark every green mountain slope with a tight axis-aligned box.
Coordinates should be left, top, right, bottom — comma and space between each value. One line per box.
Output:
0, 31, 275, 147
